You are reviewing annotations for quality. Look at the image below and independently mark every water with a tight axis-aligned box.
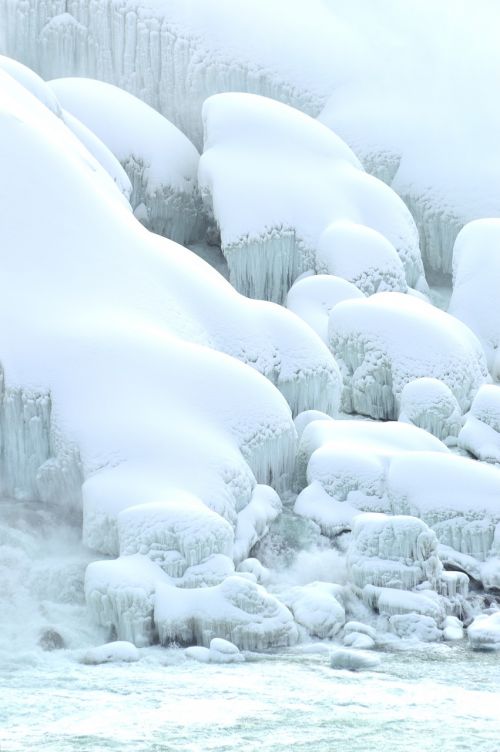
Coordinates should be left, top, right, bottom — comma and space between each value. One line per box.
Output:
1, 501, 499, 752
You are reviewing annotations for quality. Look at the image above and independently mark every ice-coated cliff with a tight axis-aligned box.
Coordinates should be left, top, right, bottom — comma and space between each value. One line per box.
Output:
199, 93, 425, 302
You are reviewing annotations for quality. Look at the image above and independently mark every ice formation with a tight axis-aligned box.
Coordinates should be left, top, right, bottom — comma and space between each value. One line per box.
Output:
316, 221, 408, 296
398, 378, 463, 443
389, 614, 442, 643
199, 93, 425, 302
185, 638, 245, 663
458, 385, 500, 463
330, 648, 380, 671
49, 77, 204, 244
329, 292, 488, 420
286, 275, 363, 344
449, 219, 500, 380
280, 582, 345, 639
347, 514, 442, 591
155, 576, 298, 650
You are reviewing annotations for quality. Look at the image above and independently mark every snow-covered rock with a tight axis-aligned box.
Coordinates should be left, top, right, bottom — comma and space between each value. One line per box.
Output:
233, 485, 282, 565
49, 77, 204, 244
330, 647, 380, 671
185, 638, 245, 663
155, 576, 298, 650
329, 292, 488, 420
294, 481, 360, 538
450, 220, 500, 379
82, 640, 140, 664
316, 221, 408, 296
389, 614, 441, 643
199, 93, 424, 302
286, 275, 363, 344
399, 378, 463, 443
347, 514, 442, 591
236, 558, 270, 586
281, 582, 345, 639
458, 385, 500, 463
468, 611, 500, 650
442, 616, 464, 642
343, 632, 375, 650
363, 585, 445, 622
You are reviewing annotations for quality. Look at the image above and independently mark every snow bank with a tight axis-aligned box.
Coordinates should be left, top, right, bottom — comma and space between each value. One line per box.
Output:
50, 77, 204, 244
458, 384, 500, 462
329, 292, 488, 420
199, 93, 424, 302
286, 275, 363, 344
347, 514, 441, 590
398, 378, 463, 443
316, 221, 407, 296
155, 576, 298, 650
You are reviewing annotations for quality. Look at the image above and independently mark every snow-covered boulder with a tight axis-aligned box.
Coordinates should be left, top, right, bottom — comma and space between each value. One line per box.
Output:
295, 418, 449, 493
450, 220, 500, 379
316, 221, 408, 296
389, 614, 441, 643
458, 385, 500, 462
233, 485, 282, 565
185, 638, 245, 663
442, 616, 464, 642
363, 585, 445, 622
199, 93, 424, 302
281, 582, 345, 639
294, 481, 360, 537
49, 77, 204, 244
330, 648, 380, 671
286, 275, 363, 343
468, 611, 500, 650
399, 378, 463, 443
329, 292, 488, 420
347, 514, 442, 591
155, 576, 298, 650
236, 558, 270, 586
82, 641, 140, 665
117, 497, 234, 577
388, 453, 500, 565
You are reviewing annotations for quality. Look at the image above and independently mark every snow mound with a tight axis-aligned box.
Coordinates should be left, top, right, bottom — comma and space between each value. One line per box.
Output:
185, 638, 245, 663
316, 221, 408, 296
347, 514, 442, 591
0, 54, 61, 115
399, 378, 463, 443
286, 275, 363, 344
236, 558, 270, 586
155, 576, 298, 650
458, 385, 500, 463
82, 640, 140, 665
467, 611, 500, 650
330, 648, 380, 671
49, 77, 204, 244
199, 93, 424, 302
281, 582, 345, 639
329, 292, 488, 420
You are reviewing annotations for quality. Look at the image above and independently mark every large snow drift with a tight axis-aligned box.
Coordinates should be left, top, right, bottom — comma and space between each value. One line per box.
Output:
199, 93, 424, 302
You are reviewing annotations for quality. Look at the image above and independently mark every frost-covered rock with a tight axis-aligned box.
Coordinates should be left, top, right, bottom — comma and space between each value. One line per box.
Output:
286, 275, 363, 344
330, 648, 380, 671
155, 576, 298, 650
316, 221, 408, 296
329, 292, 488, 420
281, 582, 345, 639
389, 614, 441, 643
450, 220, 500, 379
199, 93, 424, 302
399, 378, 463, 443
458, 385, 500, 463
468, 611, 500, 650
347, 514, 442, 590
49, 77, 204, 244
82, 641, 140, 665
